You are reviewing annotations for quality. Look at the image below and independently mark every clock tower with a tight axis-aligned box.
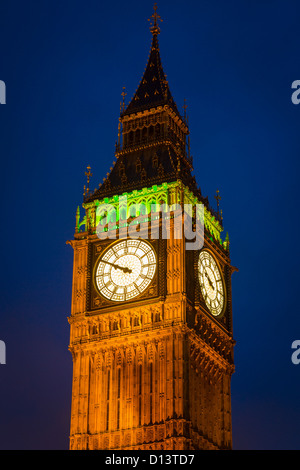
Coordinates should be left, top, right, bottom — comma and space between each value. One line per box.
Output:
67, 6, 236, 451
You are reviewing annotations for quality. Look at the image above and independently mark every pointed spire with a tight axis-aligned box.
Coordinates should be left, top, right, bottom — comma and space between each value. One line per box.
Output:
121, 5, 179, 118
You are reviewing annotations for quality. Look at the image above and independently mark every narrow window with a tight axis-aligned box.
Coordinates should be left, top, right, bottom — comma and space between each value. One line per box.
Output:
139, 364, 142, 395
117, 368, 121, 399
117, 368, 121, 430
139, 396, 142, 426
117, 401, 120, 430
138, 364, 142, 425
150, 362, 153, 423
107, 369, 110, 400
150, 362, 153, 393
106, 369, 110, 431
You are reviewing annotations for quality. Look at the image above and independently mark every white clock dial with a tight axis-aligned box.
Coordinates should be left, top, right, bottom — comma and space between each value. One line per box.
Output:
95, 239, 157, 302
198, 250, 225, 316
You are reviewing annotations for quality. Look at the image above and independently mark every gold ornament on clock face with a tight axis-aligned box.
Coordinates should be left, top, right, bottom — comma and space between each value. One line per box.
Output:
95, 239, 157, 302
198, 250, 225, 316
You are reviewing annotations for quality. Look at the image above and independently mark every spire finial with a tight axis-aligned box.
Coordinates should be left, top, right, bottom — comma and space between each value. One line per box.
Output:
121, 86, 127, 112
183, 98, 189, 125
214, 189, 221, 214
183, 98, 187, 121
148, 3, 162, 35
75, 206, 80, 233
224, 232, 230, 250
85, 165, 92, 195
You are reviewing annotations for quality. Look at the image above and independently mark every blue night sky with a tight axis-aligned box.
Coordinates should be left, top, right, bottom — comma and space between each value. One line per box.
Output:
0, 0, 300, 450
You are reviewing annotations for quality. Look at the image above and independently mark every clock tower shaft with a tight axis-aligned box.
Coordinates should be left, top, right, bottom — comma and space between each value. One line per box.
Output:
67, 6, 235, 451
68, 206, 234, 450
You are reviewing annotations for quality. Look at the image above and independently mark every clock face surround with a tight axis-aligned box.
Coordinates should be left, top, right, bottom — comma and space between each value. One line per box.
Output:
95, 239, 157, 302
198, 250, 225, 317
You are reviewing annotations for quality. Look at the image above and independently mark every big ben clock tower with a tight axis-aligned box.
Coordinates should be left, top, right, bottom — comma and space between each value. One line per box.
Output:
67, 5, 236, 451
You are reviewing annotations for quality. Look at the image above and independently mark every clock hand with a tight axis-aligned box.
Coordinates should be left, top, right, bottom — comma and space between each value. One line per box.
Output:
102, 260, 132, 274
204, 269, 214, 290
116, 264, 132, 274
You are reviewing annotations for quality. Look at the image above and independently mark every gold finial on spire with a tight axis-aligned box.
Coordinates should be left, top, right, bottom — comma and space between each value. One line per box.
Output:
121, 86, 127, 113
117, 87, 127, 149
85, 165, 92, 195
183, 98, 188, 121
224, 232, 230, 250
187, 135, 191, 160
183, 98, 189, 126
75, 206, 80, 233
148, 3, 163, 35
215, 189, 221, 214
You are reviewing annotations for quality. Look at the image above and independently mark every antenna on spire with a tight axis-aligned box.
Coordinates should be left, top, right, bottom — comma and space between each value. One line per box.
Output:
148, 3, 163, 35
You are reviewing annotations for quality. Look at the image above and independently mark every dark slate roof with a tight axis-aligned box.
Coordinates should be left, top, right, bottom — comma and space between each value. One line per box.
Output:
121, 33, 180, 118
84, 142, 223, 224
85, 143, 198, 203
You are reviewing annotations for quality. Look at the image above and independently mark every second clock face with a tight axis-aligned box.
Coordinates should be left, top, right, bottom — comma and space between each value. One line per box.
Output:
95, 239, 157, 302
198, 250, 225, 316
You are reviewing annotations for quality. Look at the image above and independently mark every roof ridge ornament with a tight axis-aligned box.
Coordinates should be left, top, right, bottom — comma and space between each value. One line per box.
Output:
148, 3, 163, 36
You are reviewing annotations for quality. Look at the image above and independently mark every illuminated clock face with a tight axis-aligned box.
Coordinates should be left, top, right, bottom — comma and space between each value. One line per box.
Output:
198, 250, 225, 316
95, 239, 157, 302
